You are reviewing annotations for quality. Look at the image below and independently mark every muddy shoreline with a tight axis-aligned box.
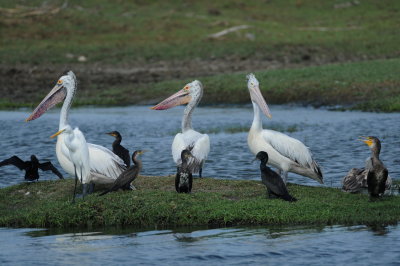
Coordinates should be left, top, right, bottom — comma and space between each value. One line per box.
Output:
0, 53, 372, 103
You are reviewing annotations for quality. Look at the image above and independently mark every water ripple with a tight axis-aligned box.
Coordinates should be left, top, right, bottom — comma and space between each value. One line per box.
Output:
0, 106, 399, 189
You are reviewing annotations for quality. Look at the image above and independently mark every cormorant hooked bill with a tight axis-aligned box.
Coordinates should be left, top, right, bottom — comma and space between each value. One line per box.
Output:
0, 155, 63, 181
255, 151, 297, 202
106, 131, 131, 167
99, 150, 145, 196
175, 149, 194, 193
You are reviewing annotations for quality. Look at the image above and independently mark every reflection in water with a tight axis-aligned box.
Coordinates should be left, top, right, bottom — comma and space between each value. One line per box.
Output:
1, 225, 400, 265
0, 105, 399, 189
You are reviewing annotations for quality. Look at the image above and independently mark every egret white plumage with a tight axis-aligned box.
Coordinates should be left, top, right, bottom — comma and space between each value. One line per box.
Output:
151, 80, 210, 177
26, 71, 126, 185
246, 73, 323, 184
51, 125, 90, 202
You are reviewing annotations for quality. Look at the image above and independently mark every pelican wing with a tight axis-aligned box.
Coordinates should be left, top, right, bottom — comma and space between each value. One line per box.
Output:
88, 143, 126, 179
172, 131, 210, 173
191, 134, 210, 165
262, 130, 314, 167
172, 133, 187, 165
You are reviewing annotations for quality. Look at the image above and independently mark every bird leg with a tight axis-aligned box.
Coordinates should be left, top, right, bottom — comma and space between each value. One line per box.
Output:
80, 168, 87, 200
88, 183, 95, 194
82, 184, 88, 200
199, 167, 203, 178
72, 165, 78, 204
281, 171, 288, 185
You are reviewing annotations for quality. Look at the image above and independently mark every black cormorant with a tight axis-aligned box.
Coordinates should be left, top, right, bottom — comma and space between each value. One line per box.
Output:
99, 150, 145, 196
255, 151, 296, 202
106, 131, 131, 167
342, 136, 390, 197
0, 155, 63, 181
175, 149, 193, 193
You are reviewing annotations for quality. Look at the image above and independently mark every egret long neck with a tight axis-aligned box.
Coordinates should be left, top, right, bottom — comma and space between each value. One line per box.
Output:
59, 86, 75, 130
251, 101, 263, 132
182, 100, 196, 132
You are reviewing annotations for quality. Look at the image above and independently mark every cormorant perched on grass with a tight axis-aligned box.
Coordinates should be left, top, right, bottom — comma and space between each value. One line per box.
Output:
0, 155, 63, 181
99, 150, 145, 196
106, 131, 131, 167
175, 149, 194, 193
343, 136, 388, 198
342, 136, 390, 198
255, 151, 296, 202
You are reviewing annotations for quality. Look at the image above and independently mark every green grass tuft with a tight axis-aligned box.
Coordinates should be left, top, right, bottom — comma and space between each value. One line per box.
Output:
1, 177, 399, 228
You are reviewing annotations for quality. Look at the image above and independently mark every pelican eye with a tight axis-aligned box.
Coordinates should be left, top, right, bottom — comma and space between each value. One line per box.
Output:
184, 86, 189, 91
57, 80, 63, 85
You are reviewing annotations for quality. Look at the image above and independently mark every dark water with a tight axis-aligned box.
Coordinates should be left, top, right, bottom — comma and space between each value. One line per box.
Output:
1, 105, 400, 265
0, 105, 399, 188
1, 225, 400, 265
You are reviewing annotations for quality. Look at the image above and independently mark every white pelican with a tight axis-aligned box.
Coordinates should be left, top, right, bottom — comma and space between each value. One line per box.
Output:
26, 71, 126, 185
151, 80, 210, 177
246, 73, 323, 184
51, 125, 90, 202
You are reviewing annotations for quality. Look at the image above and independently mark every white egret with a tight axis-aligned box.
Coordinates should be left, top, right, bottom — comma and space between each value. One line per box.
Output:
51, 125, 90, 202
246, 73, 323, 184
151, 80, 210, 177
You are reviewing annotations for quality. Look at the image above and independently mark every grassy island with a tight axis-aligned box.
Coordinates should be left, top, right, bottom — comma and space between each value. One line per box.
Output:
1, 176, 399, 228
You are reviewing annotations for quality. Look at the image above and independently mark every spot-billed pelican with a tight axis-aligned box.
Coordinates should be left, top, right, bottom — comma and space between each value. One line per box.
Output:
26, 71, 126, 184
100, 150, 145, 196
0, 155, 63, 181
255, 151, 296, 202
246, 73, 323, 184
175, 149, 194, 193
51, 125, 90, 202
106, 131, 131, 167
151, 80, 210, 177
342, 136, 390, 197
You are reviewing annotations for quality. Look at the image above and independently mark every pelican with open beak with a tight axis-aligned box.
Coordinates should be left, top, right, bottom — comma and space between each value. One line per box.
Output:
246, 73, 323, 184
26, 71, 126, 185
151, 80, 210, 177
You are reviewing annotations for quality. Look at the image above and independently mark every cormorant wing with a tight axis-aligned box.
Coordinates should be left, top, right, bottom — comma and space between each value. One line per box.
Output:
0, 156, 27, 170
38, 162, 64, 179
342, 167, 368, 192
261, 167, 290, 196
99, 166, 138, 196
121, 147, 131, 167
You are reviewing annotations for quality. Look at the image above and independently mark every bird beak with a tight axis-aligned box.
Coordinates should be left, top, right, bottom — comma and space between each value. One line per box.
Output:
250, 84, 272, 119
139, 150, 148, 155
251, 157, 258, 163
50, 129, 66, 139
358, 136, 373, 147
26, 84, 67, 122
151, 86, 191, 110
106, 132, 116, 137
